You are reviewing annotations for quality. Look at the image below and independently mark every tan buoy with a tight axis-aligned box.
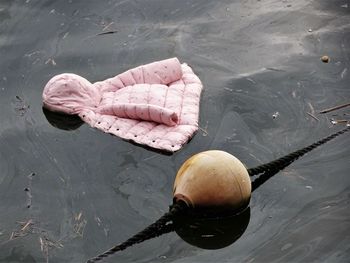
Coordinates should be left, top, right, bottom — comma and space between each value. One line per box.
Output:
173, 150, 251, 212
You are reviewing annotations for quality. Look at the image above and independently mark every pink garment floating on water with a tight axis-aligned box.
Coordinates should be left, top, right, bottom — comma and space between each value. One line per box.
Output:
42, 58, 203, 152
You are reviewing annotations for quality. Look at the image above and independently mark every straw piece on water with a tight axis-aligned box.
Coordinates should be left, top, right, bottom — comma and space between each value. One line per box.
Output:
319, 102, 350, 114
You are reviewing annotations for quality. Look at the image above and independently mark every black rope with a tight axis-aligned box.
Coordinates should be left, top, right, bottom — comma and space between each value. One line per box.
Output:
87, 126, 349, 262
248, 126, 350, 177
86, 201, 187, 263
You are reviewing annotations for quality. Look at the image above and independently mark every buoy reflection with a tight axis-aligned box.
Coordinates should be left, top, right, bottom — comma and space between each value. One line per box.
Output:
173, 206, 250, 250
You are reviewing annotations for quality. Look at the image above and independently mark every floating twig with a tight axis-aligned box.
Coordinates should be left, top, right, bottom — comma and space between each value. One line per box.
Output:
199, 121, 209, 136
319, 102, 350, 114
306, 112, 319, 121
39, 234, 62, 263
21, 219, 33, 231
40, 237, 44, 252
25, 172, 35, 208
75, 211, 83, 221
1, 219, 64, 263
198, 126, 208, 136
8, 219, 35, 241
73, 212, 87, 237
266, 67, 286, 72
45, 58, 56, 66
96, 30, 118, 36
102, 22, 114, 31
307, 102, 315, 115
73, 220, 87, 237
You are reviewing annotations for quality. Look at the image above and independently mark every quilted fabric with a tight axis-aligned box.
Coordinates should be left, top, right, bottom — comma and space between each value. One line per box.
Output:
42, 58, 203, 152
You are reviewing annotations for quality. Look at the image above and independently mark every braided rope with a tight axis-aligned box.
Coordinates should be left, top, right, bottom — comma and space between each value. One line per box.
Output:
248, 126, 350, 176
87, 202, 187, 263
87, 127, 349, 262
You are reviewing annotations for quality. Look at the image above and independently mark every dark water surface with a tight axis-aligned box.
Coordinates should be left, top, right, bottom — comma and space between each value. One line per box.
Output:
0, 0, 349, 262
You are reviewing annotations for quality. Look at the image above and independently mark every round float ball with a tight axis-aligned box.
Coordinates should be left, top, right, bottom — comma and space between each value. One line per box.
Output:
173, 150, 251, 212
321, 55, 330, 63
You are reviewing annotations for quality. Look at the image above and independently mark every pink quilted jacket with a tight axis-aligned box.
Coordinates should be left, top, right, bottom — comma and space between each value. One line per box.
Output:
43, 58, 203, 152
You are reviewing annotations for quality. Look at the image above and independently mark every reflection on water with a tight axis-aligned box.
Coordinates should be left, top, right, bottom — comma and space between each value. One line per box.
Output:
174, 207, 250, 250
43, 107, 84, 131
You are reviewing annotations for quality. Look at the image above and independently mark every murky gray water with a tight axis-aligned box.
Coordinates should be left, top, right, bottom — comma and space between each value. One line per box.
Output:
0, 0, 349, 262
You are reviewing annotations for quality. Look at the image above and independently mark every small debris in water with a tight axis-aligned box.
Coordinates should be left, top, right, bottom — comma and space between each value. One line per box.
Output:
331, 119, 349, 125
73, 212, 87, 237
340, 68, 347, 79
321, 55, 330, 63
104, 228, 109, 237
96, 30, 118, 36
272, 112, 279, 119
45, 58, 56, 66
62, 31, 69, 39
14, 95, 30, 116
308, 28, 313, 32
76, 212, 83, 221
25, 172, 35, 208
306, 112, 319, 121
39, 237, 44, 251
199, 121, 209, 136
9, 219, 34, 241
102, 22, 114, 31
320, 205, 331, 210
319, 102, 350, 114
266, 67, 286, 72
95, 215, 102, 226
21, 219, 33, 231
307, 102, 315, 113
305, 185, 313, 190
281, 243, 293, 251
